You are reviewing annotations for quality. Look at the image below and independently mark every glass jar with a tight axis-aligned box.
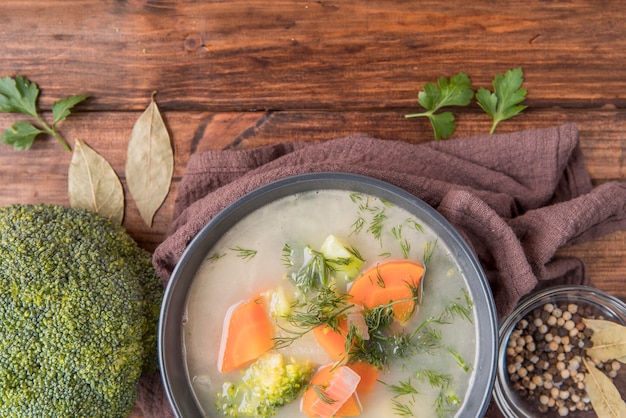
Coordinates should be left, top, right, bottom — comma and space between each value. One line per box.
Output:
493, 285, 626, 417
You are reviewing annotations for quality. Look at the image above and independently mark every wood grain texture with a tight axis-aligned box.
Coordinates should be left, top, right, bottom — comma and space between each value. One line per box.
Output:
2, 1, 626, 417
1, 1, 626, 111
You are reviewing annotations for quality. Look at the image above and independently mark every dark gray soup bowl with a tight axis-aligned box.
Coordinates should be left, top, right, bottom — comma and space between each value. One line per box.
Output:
159, 172, 498, 417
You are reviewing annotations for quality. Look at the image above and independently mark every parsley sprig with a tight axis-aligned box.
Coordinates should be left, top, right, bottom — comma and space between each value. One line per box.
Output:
404, 72, 474, 141
0, 76, 87, 151
476, 67, 528, 134
405, 68, 527, 140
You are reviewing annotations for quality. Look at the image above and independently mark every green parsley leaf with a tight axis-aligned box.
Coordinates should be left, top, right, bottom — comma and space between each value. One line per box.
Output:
428, 111, 456, 142
405, 72, 474, 141
52, 95, 89, 127
0, 76, 39, 117
0, 75, 87, 151
1, 121, 44, 150
475, 67, 527, 134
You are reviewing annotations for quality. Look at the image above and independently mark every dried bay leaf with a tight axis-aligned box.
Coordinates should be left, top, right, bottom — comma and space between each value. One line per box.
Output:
68, 139, 124, 224
126, 93, 173, 227
583, 358, 626, 418
584, 318, 626, 362
585, 318, 622, 333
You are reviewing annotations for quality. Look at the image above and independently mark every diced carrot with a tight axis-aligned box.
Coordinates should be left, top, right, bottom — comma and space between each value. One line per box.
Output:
301, 364, 362, 417
217, 295, 274, 373
347, 361, 379, 397
313, 318, 350, 362
348, 260, 424, 323
336, 393, 361, 416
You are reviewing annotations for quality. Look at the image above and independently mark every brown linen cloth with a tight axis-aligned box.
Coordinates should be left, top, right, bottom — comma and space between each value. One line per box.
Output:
138, 123, 626, 418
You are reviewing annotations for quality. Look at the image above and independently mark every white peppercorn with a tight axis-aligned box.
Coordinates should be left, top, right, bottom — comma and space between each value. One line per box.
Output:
505, 301, 620, 416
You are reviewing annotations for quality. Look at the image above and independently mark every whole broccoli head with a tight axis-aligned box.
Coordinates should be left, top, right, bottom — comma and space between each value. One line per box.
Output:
0, 204, 163, 417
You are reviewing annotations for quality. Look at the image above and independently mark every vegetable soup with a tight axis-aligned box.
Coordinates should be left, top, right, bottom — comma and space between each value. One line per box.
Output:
183, 189, 478, 418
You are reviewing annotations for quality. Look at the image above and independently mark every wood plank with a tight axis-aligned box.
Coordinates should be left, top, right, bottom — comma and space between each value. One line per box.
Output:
1, 1, 626, 111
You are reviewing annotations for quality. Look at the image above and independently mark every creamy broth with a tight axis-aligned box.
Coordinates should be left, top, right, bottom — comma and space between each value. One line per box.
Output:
183, 190, 477, 418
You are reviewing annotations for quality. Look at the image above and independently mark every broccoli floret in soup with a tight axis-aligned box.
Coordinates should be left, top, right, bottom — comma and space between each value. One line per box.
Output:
0, 204, 163, 417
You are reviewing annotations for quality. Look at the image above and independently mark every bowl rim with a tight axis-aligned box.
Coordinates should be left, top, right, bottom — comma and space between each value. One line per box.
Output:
493, 284, 626, 417
158, 171, 498, 418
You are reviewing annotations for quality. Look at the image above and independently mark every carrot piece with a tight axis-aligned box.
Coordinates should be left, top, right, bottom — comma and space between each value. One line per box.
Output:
348, 260, 424, 323
217, 295, 274, 373
301, 364, 362, 417
347, 361, 379, 397
313, 318, 350, 362
336, 393, 361, 416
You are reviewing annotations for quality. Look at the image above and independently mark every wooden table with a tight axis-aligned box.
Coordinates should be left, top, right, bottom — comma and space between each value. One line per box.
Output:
1, 1, 626, 416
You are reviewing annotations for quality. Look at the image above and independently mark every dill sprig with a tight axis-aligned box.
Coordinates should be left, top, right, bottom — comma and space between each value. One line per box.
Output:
447, 347, 472, 373
440, 288, 473, 323
311, 384, 337, 405
346, 296, 421, 369
290, 246, 332, 291
229, 246, 257, 261
346, 246, 365, 263
364, 304, 395, 330
351, 216, 366, 235
406, 217, 424, 233
367, 207, 388, 242
273, 286, 353, 349
386, 378, 420, 398
349, 195, 391, 241
416, 369, 451, 388
434, 390, 461, 418
207, 252, 226, 262
392, 225, 411, 259
349, 192, 364, 203
391, 399, 415, 417
281, 243, 294, 267
382, 378, 419, 416
415, 369, 461, 418
423, 239, 438, 265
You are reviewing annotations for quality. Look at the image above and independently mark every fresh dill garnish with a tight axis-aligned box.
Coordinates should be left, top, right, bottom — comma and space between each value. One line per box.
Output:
423, 239, 438, 265
392, 225, 411, 259
391, 399, 415, 417
406, 217, 424, 233
415, 369, 461, 418
447, 347, 472, 372
374, 266, 386, 288
207, 252, 226, 262
349, 193, 364, 203
367, 207, 388, 242
415, 369, 451, 388
325, 256, 353, 268
351, 216, 366, 235
434, 390, 461, 418
440, 288, 474, 323
290, 246, 331, 291
229, 246, 257, 261
346, 246, 365, 262
273, 285, 352, 349
281, 243, 294, 267
350, 195, 393, 240
386, 378, 420, 398
364, 304, 395, 331
311, 385, 336, 405
346, 296, 421, 369
383, 379, 418, 417
410, 321, 443, 354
